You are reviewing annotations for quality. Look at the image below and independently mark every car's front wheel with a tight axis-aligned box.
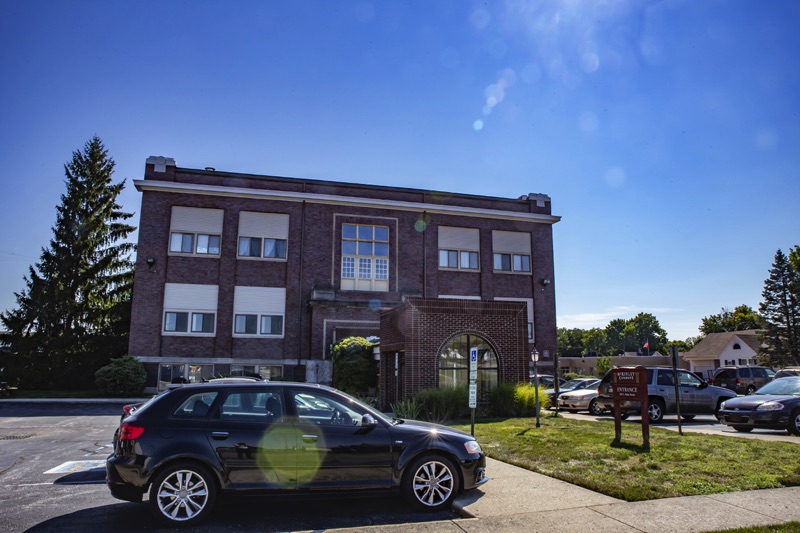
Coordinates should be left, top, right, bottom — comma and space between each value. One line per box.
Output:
589, 399, 604, 416
149, 462, 217, 527
402, 454, 459, 511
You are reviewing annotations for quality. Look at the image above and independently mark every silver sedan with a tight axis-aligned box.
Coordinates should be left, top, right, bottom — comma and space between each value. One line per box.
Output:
557, 383, 605, 415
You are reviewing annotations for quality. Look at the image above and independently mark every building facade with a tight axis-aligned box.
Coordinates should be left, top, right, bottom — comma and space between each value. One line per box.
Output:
129, 156, 560, 398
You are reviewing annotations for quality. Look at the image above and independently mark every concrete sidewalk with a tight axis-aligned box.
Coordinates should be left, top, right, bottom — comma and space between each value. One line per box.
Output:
333, 458, 800, 533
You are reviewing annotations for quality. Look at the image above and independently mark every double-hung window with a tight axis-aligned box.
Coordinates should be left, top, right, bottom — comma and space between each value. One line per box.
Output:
169, 207, 223, 257
341, 223, 390, 291
237, 212, 289, 261
438, 226, 480, 271
492, 230, 532, 274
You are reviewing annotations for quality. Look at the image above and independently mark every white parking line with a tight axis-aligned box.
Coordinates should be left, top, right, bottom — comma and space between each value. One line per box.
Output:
44, 460, 106, 474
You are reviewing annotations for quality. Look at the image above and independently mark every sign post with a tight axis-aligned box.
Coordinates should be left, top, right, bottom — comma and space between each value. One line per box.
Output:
612, 366, 649, 447
670, 346, 684, 436
469, 348, 478, 436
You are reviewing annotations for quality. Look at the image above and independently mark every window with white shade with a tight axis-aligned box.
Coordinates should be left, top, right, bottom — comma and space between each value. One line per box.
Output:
162, 283, 219, 336
438, 226, 480, 270
237, 211, 289, 261
168, 207, 223, 257
492, 230, 532, 273
232, 286, 286, 337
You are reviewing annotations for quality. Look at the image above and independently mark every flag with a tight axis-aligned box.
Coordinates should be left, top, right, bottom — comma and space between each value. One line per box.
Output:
643, 341, 649, 349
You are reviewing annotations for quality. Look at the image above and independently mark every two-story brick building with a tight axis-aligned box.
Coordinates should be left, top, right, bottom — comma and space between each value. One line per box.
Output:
129, 156, 560, 407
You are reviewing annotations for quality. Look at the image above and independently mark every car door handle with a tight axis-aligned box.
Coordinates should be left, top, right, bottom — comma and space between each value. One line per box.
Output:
211, 432, 229, 440
301, 434, 318, 443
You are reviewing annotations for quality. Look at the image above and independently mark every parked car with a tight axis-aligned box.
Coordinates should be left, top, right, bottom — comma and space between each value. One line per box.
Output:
106, 381, 488, 527
718, 376, 800, 435
710, 366, 772, 395
774, 368, 800, 379
529, 374, 565, 388
543, 378, 599, 407
597, 367, 736, 423
557, 381, 606, 415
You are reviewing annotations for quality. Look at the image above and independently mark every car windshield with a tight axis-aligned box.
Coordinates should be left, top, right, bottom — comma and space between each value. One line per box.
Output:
756, 379, 800, 396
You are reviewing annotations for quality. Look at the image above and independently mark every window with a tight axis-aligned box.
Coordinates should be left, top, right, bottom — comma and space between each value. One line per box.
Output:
169, 207, 224, 257
164, 312, 189, 332
158, 363, 214, 391
238, 212, 289, 261
733, 343, 741, 350
232, 287, 286, 337
162, 283, 219, 336
261, 315, 283, 335
230, 364, 283, 380
492, 230, 531, 274
238, 237, 262, 257
191, 313, 215, 333
493, 253, 531, 272
439, 249, 479, 270
235, 314, 258, 334
439, 334, 498, 396
341, 223, 390, 291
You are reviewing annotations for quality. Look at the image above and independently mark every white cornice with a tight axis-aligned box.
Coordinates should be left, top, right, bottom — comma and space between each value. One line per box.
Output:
134, 180, 561, 224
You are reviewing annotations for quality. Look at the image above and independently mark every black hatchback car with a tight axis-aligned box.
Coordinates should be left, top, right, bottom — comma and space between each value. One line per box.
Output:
106, 381, 487, 527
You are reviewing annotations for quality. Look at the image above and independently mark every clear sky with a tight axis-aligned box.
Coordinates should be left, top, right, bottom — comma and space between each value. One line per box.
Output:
1, 0, 798, 342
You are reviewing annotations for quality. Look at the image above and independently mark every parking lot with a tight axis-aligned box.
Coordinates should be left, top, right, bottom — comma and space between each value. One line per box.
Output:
0, 401, 460, 533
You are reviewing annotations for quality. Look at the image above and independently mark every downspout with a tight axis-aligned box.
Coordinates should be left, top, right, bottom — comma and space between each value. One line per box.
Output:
297, 200, 306, 371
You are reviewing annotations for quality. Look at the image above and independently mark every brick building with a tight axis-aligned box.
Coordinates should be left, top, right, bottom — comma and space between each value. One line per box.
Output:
129, 156, 560, 402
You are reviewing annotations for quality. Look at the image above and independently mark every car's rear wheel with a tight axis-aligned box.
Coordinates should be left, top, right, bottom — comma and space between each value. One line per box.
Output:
589, 399, 604, 416
149, 462, 217, 527
682, 415, 695, 421
647, 398, 665, 423
789, 409, 800, 437
733, 426, 753, 433
402, 454, 459, 511
746, 385, 757, 395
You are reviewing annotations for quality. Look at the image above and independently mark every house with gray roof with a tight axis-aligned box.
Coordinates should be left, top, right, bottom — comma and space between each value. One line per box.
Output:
683, 330, 762, 380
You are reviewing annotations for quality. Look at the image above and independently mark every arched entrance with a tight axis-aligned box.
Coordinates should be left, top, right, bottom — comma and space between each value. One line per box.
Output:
438, 333, 499, 393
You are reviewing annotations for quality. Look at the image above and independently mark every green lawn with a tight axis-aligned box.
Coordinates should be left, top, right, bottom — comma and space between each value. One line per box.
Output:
452, 416, 800, 502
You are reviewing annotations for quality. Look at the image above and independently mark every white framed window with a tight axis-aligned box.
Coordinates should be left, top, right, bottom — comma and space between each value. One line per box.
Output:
492, 230, 532, 274
341, 223, 389, 291
162, 283, 219, 337
233, 286, 286, 338
169, 207, 223, 257
493, 253, 531, 272
438, 227, 480, 271
238, 212, 289, 261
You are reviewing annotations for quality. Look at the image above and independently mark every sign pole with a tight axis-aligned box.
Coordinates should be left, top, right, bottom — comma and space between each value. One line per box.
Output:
469, 348, 478, 436
670, 346, 683, 436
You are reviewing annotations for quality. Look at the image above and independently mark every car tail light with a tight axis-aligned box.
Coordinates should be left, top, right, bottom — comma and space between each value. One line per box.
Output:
736, 378, 741, 385
118, 423, 145, 441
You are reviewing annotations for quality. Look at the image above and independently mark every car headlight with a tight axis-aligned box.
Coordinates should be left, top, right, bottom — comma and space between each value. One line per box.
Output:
756, 401, 784, 411
464, 440, 482, 455
720, 401, 726, 410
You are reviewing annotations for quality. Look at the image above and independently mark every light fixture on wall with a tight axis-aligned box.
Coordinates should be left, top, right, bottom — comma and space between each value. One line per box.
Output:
146, 257, 156, 268
541, 278, 551, 286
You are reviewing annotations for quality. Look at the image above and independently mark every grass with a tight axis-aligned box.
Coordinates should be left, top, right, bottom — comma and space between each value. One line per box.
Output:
452, 416, 800, 502
718, 525, 800, 533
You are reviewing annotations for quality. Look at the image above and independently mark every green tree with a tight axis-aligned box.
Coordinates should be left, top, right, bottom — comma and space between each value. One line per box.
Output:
595, 356, 611, 377
665, 339, 695, 355
0, 137, 136, 389
581, 328, 606, 357
699, 305, 765, 335
758, 249, 800, 367
331, 336, 377, 395
557, 327, 585, 357
624, 313, 668, 354
604, 319, 629, 356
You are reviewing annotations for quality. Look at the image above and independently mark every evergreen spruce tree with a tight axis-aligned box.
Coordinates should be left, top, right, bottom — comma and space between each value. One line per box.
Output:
758, 249, 800, 367
0, 137, 136, 389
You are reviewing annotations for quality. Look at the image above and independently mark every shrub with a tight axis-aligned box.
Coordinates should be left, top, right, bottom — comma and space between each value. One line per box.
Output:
488, 382, 518, 417
413, 387, 470, 423
514, 383, 551, 416
392, 397, 422, 419
94, 355, 146, 396
331, 337, 377, 395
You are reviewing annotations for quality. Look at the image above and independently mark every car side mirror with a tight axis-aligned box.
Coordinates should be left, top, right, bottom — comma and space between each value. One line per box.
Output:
698, 381, 708, 389
361, 414, 378, 428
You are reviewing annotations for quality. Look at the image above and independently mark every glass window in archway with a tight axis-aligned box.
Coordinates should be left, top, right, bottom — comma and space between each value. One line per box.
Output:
439, 334, 499, 392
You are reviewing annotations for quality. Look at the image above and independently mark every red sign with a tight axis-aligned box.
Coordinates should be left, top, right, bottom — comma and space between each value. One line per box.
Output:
611, 366, 649, 447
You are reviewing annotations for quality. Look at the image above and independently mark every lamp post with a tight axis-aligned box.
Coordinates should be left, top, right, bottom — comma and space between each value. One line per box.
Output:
531, 348, 540, 428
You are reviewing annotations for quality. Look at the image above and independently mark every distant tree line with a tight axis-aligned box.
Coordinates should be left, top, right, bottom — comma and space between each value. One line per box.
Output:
557, 246, 800, 369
